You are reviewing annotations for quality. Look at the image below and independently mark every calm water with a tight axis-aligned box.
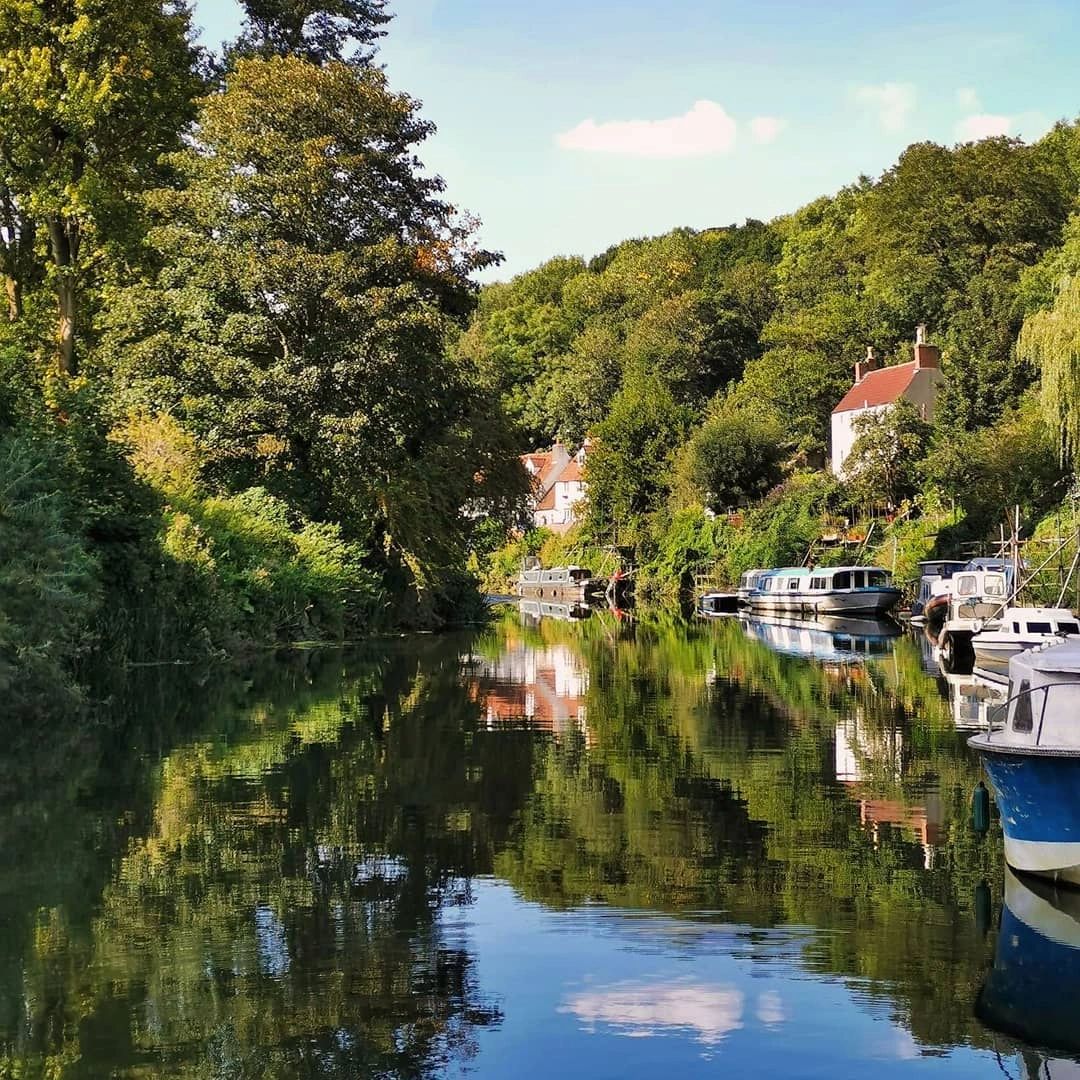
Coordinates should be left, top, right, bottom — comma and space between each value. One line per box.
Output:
1, 609, 1076, 1078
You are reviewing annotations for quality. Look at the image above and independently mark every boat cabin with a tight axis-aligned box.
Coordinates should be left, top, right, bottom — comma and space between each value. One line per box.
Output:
992, 641, 1080, 749
1002, 608, 1080, 637
805, 566, 894, 592
914, 560, 968, 612
737, 569, 768, 598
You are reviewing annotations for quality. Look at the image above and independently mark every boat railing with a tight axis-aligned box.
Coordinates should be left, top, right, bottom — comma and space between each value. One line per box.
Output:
985, 680, 1080, 745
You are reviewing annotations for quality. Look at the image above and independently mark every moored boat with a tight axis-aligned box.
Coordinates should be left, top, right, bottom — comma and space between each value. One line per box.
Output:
697, 591, 740, 617
972, 606, 1080, 673
749, 565, 901, 616
517, 558, 594, 601
736, 568, 768, 605
910, 559, 967, 621
969, 639, 1080, 884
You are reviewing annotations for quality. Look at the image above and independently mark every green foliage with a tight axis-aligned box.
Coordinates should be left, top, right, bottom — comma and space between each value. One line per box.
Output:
923, 393, 1068, 535
583, 374, 691, 542
673, 399, 786, 511
844, 398, 932, 508
233, 0, 390, 64
0, 430, 99, 708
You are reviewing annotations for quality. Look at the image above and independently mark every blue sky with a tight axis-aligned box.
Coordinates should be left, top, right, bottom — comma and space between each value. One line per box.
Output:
194, 1, 1079, 280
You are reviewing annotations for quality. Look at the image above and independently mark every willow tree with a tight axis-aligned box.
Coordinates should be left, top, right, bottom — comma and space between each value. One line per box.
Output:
1019, 275, 1080, 468
0, 0, 200, 374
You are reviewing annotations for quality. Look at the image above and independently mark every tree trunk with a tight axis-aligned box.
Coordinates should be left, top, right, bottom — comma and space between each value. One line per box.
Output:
4, 275, 20, 321
57, 275, 76, 375
47, 216, 78, 376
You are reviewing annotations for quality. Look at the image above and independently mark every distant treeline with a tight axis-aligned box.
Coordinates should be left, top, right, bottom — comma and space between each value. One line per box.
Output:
461, 128, 1080, 596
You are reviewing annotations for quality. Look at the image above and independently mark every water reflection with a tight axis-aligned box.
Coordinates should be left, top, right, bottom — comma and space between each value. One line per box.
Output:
740, 612, 902, 663
0, 614, 1060, 1077
943, 670, 1009, 731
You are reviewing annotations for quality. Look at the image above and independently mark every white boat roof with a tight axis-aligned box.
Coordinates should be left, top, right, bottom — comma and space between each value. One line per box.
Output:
1014, 639, 1080, 675
999, 607, 1078, 619
812, 565, 890, 573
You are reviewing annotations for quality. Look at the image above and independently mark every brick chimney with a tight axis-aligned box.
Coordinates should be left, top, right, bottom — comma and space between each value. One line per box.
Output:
854, 345, 877, 383
913, 324, 940, 369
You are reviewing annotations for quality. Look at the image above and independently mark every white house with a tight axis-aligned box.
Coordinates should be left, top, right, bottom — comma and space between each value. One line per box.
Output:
831, 325, 945, 476
522, 440, 590, 533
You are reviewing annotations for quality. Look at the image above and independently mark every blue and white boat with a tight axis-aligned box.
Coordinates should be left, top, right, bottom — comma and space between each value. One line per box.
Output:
749, 565, 902, 617
969, 639, 1080, 884
977, 865, 1080, 1060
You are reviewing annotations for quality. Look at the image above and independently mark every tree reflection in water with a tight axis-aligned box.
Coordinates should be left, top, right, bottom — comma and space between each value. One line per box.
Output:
0, 614, 1051, 1077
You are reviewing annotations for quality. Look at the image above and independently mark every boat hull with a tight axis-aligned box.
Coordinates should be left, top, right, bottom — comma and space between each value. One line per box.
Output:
749, 589, 901, 617
970, 738, 1080, 883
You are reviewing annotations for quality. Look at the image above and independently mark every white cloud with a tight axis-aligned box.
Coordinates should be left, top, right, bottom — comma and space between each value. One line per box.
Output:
956, 113, 1012, 141
756, 990, 786, 1026
561, 981, 744, 1044
852, 82, 916, 132
750, 116, 786, 145
956, 87, 981, 111
556, 100, 737, 158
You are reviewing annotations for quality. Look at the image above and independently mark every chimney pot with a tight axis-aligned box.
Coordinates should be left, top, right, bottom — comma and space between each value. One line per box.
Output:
912, 325, 940, 369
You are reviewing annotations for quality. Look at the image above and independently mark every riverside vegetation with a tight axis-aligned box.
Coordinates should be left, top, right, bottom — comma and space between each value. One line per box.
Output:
0, 1, 528, 715
464, 130, 1080, 601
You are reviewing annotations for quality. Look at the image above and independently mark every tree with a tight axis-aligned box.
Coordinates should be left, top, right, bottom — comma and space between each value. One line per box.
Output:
843, 399, 931, 508
233, 0, 390, 64
1019, 274, 1080, 470
673, 402, 786, 511
583, 374, 690, 538
0, 0, 200, 373
104, 56, 507, 572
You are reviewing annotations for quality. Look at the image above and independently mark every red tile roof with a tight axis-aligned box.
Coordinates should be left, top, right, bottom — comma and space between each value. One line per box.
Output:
536, 485, 556, 510
833, 361, 918, 414
558, 459, 583, 483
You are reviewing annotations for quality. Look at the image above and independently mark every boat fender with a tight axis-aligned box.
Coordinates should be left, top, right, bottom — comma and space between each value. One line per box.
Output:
971, 780, 990, 835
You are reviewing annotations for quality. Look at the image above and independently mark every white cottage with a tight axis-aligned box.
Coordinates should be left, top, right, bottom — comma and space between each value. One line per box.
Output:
522, 441, 590, 534
831, 325, 945, 476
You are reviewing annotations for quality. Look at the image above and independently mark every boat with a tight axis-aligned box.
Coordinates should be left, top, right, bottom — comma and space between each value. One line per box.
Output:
969, 639, 1080, 884
976, 865, 1080, 1064
697, 591, 740, 617
736, 568, 768, 605
748, 565, 901, 616
972, 606, 1080, 673
517, 558, 594, 602
924, 558, 1015, 643
910, 559, 967, 621
740, 612, 900, 662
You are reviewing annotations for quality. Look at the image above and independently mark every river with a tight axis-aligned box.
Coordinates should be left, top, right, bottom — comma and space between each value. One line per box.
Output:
0, 608, 1072, 1078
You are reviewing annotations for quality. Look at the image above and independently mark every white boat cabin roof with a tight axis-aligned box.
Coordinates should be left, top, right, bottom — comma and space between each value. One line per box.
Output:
1017, 639, 1080, 675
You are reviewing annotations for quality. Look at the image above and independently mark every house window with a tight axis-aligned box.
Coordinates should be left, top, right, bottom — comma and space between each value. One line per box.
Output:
833, 572, 851, 590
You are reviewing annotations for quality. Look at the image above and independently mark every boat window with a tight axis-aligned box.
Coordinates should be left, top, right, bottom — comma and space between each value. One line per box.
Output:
833, 571, 851, 590
956, 575, 977, 596
1013, 680, 1033, 733
810, 577, 826, 590
1028, 621, 1052, 634
851, 571, 865, 589
789, 578, 801, 591
1059, 621, 1080, 635
867, 570, 889, 587
1012, 623, 1020, 633
985, 575, 1005, 596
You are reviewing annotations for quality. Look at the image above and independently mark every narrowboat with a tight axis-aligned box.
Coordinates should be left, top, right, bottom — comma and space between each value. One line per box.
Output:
517, 558, 594, 602
972, 606, 1080, 673
969, 639, 1080, 884
749, 565, 901, 616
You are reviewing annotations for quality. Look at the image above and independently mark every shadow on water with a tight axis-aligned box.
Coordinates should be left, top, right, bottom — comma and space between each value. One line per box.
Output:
0, 612, 1068, 1077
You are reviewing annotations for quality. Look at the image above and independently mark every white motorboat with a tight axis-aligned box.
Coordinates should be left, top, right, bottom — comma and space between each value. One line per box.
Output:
972, 606, 1080, 672
969, 640, 1080, 883
736, 568, 768, 605
749, 565, 901, 616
